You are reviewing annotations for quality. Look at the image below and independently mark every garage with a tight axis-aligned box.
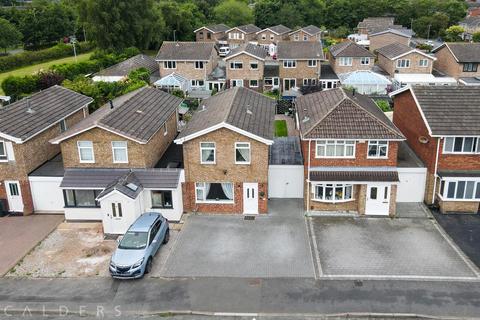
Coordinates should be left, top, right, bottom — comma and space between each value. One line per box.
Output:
396, 142, 427, 203
268, 137, 304, 198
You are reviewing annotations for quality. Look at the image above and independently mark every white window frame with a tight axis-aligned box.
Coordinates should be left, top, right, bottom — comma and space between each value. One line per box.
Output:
270, 34, 275, 40
419, 59, 429, 67
261, 34, 266, 40
230, 79, 243, 87
195, 182, 234, 204
303, 78, 317, 86
191, 79, 205, 87
312, 183, 354, 203
163, 61, 176, 69
303, 34, 308, 41
439, 178, 480, 201
162, 122, 168, 136
249, 79, 259, 88
194, 61, 204, 69
77, 141, 94, 163
60, 119, 67, 133
283, 60, 296, 68
396, 59, 410, 68
443, 137, 480, 154
250, 61, 259, 70
294, 34, 299, 41
315, 140, 356, 158
111, 141, 128, 164
0, 141, 7, 162
308, 60, 317, 67
230, 61, 243, 70
360, 57, 370, 65
200, 142, 216, 164
339, 57, 353, 66
235, 142, 251, 164
367, 140, 389, 158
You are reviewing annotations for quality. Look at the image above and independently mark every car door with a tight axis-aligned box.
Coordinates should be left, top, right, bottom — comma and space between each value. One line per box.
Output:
156, 219, 167, 246
149, 220, 162, 256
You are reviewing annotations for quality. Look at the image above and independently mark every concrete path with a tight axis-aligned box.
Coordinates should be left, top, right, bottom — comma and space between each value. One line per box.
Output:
0, 277, 480, 318
0, 214, 63, 276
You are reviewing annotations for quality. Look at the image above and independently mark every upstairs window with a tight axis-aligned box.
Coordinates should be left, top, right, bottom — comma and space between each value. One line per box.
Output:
270, 34, 275, 40
368, 140, 388, 158
195, 61, 204, 69
360, 57, 370, 65
315, 140, 355, 158
163, 61, 176, 69
419, 59, 429, 67
250, 61, 258, 70
60, 119, 67, 133
443, 137, 479, 154
0, 141, 7, 161
308, 60, 317, 67
339, 57, 353, 66
303, 34, 308, 41
294, 34, 299, 41
112, 141, 128, 163
396, 59, 410, 68
283, 60, 296, 68
230, 61, 243, 69
78, 141, 94, 163
200, 142, 215, 164
261, 34, 266, 40
463, 63, 478, 72
235, 142, 251, 164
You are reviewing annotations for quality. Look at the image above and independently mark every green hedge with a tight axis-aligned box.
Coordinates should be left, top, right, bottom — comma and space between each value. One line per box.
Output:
0, 42, 96, 73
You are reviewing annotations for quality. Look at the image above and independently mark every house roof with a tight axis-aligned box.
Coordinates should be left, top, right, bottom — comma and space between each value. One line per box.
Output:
459, 16, 480, 28
390, 86, 480, 136
269, 137, 303, 165
329, 41, 375, 58
155, 42, 215, 61
277, 41, 324, 60
175, 86, 275, 144
310, 169, 399, 182
258, 24, 291, 35
369, 28, 412, 38
0, 85, 93, 143
290, 25, 322, 36
194, 24, 230, 33
357, 17, 395, 33
320, 63, 339, 80
94, 54, 158, 77
432, 43, 480, 63
296, 88, 404, 140
228, 24, 261, 34
225, 43, 268, 60
376, 42, 435, 60
50, 87, 182, 144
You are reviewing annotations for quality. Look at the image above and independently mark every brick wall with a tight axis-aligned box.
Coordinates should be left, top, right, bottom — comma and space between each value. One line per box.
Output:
257, 31, 288, 45
329, 55, 373, 74
195, 29, 225, 42
288, 31, 320, 42
60, 112, 176, 169
433, 46, 480, 79
439, 198, 479, 213
226, 31, 257, 47
225, 53, 265, 91
369, 33, 410, 52
377, 51, 434, 76
279, 60, 321, 88
437, 139, 480, 171
159, 47, 217, 80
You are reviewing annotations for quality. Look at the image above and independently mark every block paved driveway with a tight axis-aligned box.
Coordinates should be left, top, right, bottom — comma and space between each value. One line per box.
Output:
159, 199, 315, 278
310, 206, 480, 280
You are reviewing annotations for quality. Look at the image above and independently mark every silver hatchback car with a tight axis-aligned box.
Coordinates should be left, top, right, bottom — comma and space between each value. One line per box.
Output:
109, 212, 169, 279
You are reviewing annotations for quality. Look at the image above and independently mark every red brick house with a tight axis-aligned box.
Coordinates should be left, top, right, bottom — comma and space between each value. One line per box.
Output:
174, 87, 275, 214
296, 88, 405, 216
391, 86, 480, 213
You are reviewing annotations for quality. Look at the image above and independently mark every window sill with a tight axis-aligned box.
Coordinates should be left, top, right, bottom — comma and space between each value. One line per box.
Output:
113, 161, 129, 164
315, 156, 356, 159
367, 156, 389, 159
152, 206, 174, 209
235, 162, 251, 165
311, 198, 355, 203
200, 162, 216, 165
442, 152, 480, 155
196, 200, 234, 204
64, 206, 101, 209
79, 161, 95, 164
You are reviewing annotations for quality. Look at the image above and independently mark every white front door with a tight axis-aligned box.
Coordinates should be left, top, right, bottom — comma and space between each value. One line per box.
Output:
365, 184, 390, 215
5, 180, 23, 212
243, 183, 258, 214
104, 202, 128, 234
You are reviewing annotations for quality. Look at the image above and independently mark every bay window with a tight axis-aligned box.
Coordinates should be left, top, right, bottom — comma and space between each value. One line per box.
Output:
313, 184, 353, 202
196, 182, 234, 203
440, 179, 480, 201
368, 140, 388, 158
315, 140, 355, 158
443, 137, 479, 154
200, 142, 215, 164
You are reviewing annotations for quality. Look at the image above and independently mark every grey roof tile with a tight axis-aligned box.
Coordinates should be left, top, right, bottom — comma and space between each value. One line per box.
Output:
329, 41, 375, 58
156, 42, 215, 61
434, 43, 480, 62
265, 24, 292, 35
296, 25, 322, 35
0, 85, 93, 142
202, 24, 230, 33
226, 43, 268, 60
95, 54, 158, 77
269, 137, 303, 165
357, 17, 395, 33
376, 42, 414, 59
235, 24, 262, 34
320, 63, 339, 80
277, 41, 324, 60
264, 64, 279, 77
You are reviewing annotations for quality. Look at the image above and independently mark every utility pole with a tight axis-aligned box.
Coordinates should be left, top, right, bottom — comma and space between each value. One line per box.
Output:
173, 30, 177, 42
70, 36, 78, 63
427, 24, 431, 40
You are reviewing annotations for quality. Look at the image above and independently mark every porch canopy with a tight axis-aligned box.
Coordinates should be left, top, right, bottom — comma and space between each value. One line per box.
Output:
154, 73, 190, 92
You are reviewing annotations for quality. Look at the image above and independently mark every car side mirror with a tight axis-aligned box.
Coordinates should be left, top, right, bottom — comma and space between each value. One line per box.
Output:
117, 236, 123, 244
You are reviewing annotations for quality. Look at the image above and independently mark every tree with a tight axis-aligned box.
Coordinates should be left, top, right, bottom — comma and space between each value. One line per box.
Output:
473, 32, 480, 43
444, 25, 465, 42
158, 1, 206, 41
0, 17, 22, 53
213, 0, 254, 27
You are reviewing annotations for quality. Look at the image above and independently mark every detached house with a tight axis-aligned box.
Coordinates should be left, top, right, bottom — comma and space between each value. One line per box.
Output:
224, 43, 267, 91
49, 87, 184, 234
328, 40, 375, 74
155, 42, 219, 94
0, 86, 92, 215
277, 41, 324, 92
369, 29, 411, 53
174, 87, 275, 215
226, 24, 262, 48
255, 24, 291, 56
432, 43, 480, 85
288, 25, 322, 42
194, 24, 230, 42
391, 86, 480, 214
296, 88, 405, 216
376, 43, 436, 77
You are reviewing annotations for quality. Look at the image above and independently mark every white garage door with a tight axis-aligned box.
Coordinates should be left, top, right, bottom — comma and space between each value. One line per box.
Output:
397, 168, 427, 202
268, 165, 304, 198
28, 176, 64, 213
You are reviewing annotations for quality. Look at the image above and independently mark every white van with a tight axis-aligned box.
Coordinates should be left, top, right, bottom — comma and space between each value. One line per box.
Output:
219, 46, 231, 57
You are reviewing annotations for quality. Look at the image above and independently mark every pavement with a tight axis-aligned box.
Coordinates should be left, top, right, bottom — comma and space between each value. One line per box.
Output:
1, 277, 480, 318
395, 202, 431, 218
0, 214, 63, 276
160, 199, 315, 278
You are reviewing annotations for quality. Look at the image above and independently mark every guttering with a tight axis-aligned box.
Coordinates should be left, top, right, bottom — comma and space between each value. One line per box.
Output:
307, 139, 311, 212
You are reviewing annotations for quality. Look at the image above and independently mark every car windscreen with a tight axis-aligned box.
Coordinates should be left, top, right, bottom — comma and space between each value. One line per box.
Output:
118, 231, 148, 250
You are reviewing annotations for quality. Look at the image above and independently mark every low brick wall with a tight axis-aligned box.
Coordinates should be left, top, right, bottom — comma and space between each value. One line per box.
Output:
439, 199, 479, 214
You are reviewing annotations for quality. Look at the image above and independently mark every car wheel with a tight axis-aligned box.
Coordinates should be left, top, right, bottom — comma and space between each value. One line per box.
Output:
163, 228, 170, 244
145, 257, 153, 274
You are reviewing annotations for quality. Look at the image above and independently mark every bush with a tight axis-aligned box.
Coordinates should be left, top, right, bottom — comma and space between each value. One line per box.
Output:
0, 42, 95, 73
128, 67, 150, 83
1, 74, 39, 100
375, 99, 391, 112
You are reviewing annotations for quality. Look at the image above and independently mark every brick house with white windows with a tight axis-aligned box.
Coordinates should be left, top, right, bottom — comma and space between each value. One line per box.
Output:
391, 86, 480, 214
288, 25, 322, 42
0, 86, 92, 215
194, 24, 230, 42
432, 43, 480, 84
369, 29, 412, 53
224, 43, 267, 91
174, 87, 275, 214
376, 43, 436, 77
225, 24, 262, 48
328, 40, 375, 74
296, 88, 405, 216
255, 25, 291, 47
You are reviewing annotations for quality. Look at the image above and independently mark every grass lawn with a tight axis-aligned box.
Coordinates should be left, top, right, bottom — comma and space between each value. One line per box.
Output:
274, 120, 288, 137
0, 52, 93, 95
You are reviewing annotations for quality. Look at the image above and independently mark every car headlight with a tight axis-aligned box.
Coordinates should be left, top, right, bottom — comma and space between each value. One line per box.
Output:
110, 261, 116, 268
132, 258, 144, 268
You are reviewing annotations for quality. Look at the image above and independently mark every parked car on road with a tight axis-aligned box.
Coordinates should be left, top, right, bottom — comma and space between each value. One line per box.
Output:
109, 212, 169, 279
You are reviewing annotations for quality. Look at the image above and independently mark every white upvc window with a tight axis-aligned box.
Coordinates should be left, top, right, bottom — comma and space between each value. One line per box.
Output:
303, 34, 308, 41
60, 119, 67, 133
195, 182, 234, 203
339, 57, 353, 66
440, 179, 480, 201
315, 140, 355, 158
313, 183, 354, 202
112, 141, 128, 163
78, 141, 94, 163
283, 60, 296, 68
367, 140, 389, 158
308, 59, 317, 67
191, 79, 205, 87
249, 79, 259, 87
250, 61, 258, 70
303, 78, 317, 86
235, 142, 250, 164
230, 79, 243, 87
261, 34, 266, 40
396, 59, 410, 68
195, 61, 204, 69
0, 141, 7, 162
270, 34, 274, 40
294, 34, 299, 41
360, 57, 370, 65
163, 61, 176, 69
443, 137, 480, 154
230, 61, 243, 69
200, 142, 215, 164
419, 59, 429, 67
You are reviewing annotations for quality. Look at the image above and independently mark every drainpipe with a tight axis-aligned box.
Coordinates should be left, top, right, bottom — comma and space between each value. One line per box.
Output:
431, 137, 441, 205
306, 139, 311, 212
